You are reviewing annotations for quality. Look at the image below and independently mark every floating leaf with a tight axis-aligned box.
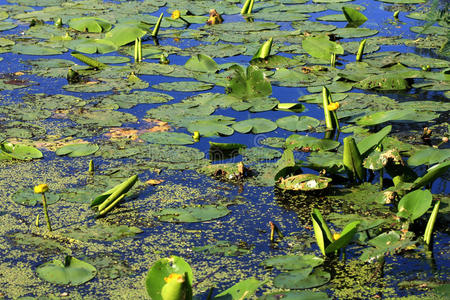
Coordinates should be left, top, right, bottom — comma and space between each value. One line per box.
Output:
342, 6, 368, 26
140, 132, 194, 145
356, 110, 439, 126
0, 142, 42, 160
105, 24, 148, 47
216, 278, 263, 300
193, 241, 252, 256
408, 148, 450, 167
12, 189, 60, 206
260, 291, 330, 300
285, 135, 340, 151
63, 224, 142, 242
232, 118, 277, 134
152, 81, 214, 92
68, 17, 112, 33
274, 268, 330, 289
262, 254, 324, 270
227, 65, 272, 99
187, 117, 234, 137
276, 115, 320, 132
36, 256, 97, 286
397, 189, 432, 221
55, 143, 99, 157
158, 205, 230, 223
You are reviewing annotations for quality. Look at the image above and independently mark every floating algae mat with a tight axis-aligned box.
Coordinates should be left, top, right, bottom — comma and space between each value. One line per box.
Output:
0, 0, 449, 298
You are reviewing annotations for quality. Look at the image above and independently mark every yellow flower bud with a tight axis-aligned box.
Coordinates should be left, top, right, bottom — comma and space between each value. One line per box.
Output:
171, 10, 181, 20
333, 233, 341, 241
327, 102, 340, 111
34, 184, 49, 194
162, 273, 186, 300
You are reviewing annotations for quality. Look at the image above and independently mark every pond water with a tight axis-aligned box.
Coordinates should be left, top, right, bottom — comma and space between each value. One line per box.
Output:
0, 0, 449, 299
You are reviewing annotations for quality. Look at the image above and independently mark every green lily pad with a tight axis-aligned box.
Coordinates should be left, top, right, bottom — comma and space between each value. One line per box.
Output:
12, 189, 60, 206
216, 278, 263, 300
408, 148, 450, 167
356, 109, 439, 126
332, 28, 379, 38
63, 224, 142, 242
69, 109, 137, 127
276, 115, 320, 132
140, 132, 194, 145
0, 21, 17, 31
262, 254, 324, 270
397, 189, 432, 221
66, 38, 118, 54
152, 81, 213, 92
285, 135, 340, 151
68, 17, 113, 33
232, 118, 277, 134
0, 142, 43, 160
97, 56, 130, 64
98, 91, 173, 109
187, 116, 234, 137
11, 43, 63, 55
105, 24, 148, 47
193, 241, 252, 256
158, 205, 230, 223
227, 65, 272, 100
231, 97, 279, 113
274, 268, 330, 289
55, 143, 99, 157
36, 256, 97, 286
240, 147, 282, 163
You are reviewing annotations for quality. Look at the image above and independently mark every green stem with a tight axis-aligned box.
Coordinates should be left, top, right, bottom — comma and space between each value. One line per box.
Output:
356, 39, 366, 62
322, 87, 334, 130
42, 193, 52, 232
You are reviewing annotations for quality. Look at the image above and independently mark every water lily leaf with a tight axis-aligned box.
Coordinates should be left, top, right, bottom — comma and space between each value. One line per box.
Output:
68, 17, 112, 33
232, 118, 277, 134
215, 278, 263, 300
332, 27, 378, 38
276, 115, 320, 132
240, 147, 281, 163
145, 256, 193, 300
231, 97, 279, 112
193, 241, 252, 256
55, 143, 99, 157
410, 26, 447, 35
158, 205, 230, 223
227, 65, 272, 99
184, 54, 219, 73
291, 21, 336, 32
274, 268, 330, 289
325, 221, 360, 253
277, 174, 332, 191
11, 43, 63, 55
0, 11, 8, 21
105, 24, 148, 46
285, 135, 340, 151
408, 148, 450, 167
356, 110, 439, 126
152, 81, 213, 92
397, 189, 432, 221
140, 132, 194, 145
302, 35, 344, 61
342, 6, 367, 26
307, 151, 344, 173
0, 21, 17, 31
377, 0, 425, 3
12, 189, 60, 206
187, 117, 234, 137
66, 38, 118, 54
63, 224, 142, 242
276, 103, 306, 113
99, 91, 173, 109
0, 142, 43, 160
317, 14, 348, 22
97, 56, 130, 64
354, 72, 412, 90
260, 291, 330, 300
360, 231, 415, 261
36, 256, 97, 286
69, 110, 137, 127
262, 254, 324, 270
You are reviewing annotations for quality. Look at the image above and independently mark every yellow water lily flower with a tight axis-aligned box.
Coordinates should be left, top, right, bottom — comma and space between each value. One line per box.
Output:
171, 10, 181, 20
164, 273, 184, 283
333, 233, 341, 241
327, 102, 340, 111
34, 184, 49, 194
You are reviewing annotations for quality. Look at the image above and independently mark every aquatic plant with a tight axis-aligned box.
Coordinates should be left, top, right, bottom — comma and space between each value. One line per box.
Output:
252, 37, 273, 61
152, 13, 164, 37
322, 87, 340, 131
241, 0, 255, 15
134, 37, 142, 62
206, 9, 223, 25
34, 183, 52, 231
424, 201, 440, 246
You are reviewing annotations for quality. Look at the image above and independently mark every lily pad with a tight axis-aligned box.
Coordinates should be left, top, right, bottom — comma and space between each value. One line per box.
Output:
152, 81, 213, 92
302, 35, 344, 61
68, 17, 113, 33
63, 224, 142, 242
274, 268, 330, 289
260, 291, 330, 300
285, 135, 340, 151
184, 54, 219, 73
12, 189, 60, 206
215, 278, 263, 300
408, 148, 450, 167
276, 115, 320, 132
276, 174, 332, 191
55, 143, 99, 157
0, 142, 43, 160
193, 241, 252, 256
158, 205, 230, 223
397, 189, 432, 221
187, 117, 234, 137
232, 118, 277, 134
262, 254, 324, 270
36, 256, 97, 286
140, 132, 194, 145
